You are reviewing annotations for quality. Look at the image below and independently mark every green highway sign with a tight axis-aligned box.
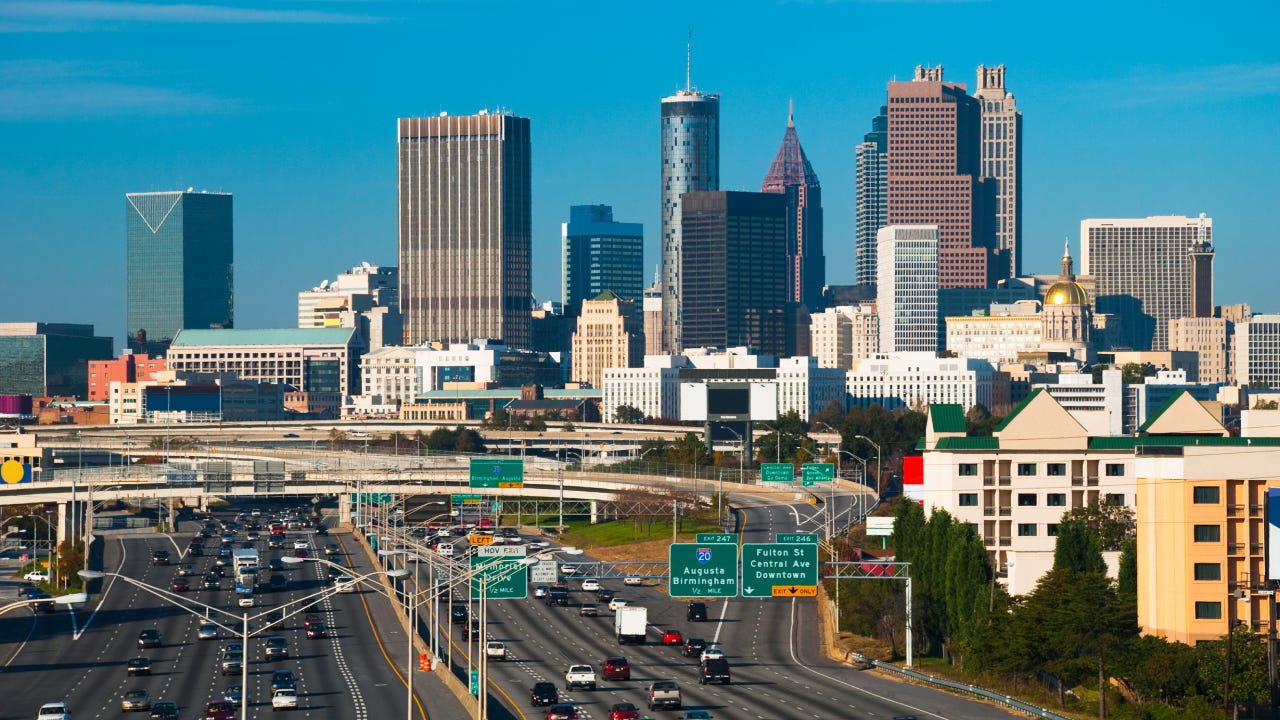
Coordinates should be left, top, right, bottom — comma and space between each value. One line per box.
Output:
801, 463, 835, 486
777, 533, 818, 544
451, 493, 483, 504
669, 542, 738, 598
741, 542, 819, 598
469, 546, 528, 600
696, 533, 738, 544
349, 493, 394, 505
469, 458, 524, 489
761, 463, 794, 483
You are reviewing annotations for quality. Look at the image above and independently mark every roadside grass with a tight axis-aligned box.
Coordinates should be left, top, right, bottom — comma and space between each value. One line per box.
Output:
555, 514, 722, 549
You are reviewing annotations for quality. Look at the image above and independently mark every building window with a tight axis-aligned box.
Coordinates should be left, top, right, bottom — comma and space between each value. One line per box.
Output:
1194, 563, 1221, 581
1105, 493, 1124, 506
958, 463, 978, 476
958, 493, 978, 507
1047, 493, 1066, 507
1017, 493, 1037, 507
1047, 463, 1067, 476
1017, 463, 1036, 476
1046, 524, 1059, 537
1193, 486, 1221, 504
1017, 523, 1037, 537
1195, 601, 1223, 620
1193, 525, 1221, 543
1105, 463, 1125, 476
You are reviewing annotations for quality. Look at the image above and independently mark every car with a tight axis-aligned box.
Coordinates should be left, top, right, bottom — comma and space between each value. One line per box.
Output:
334, 574, 355, 592
682, 638, 707, 658
175, 563, 195, 577
609, 703, 641, 720
122, 689, 152, 712
150, 701, 180, 720
580, 578, 600, 592
293, 540, 309, 550
305, 621, 326, 639
314, 525, 329, 536
36, 702, 70, 720
451, 604, 469, 624
596, 589, 615, 603
460, 618, 482, 640
238, 594, 255, 608
220, 652, 243, 676
623, 574, 644, 586
486, 641, 507, 661
223, 640, 243, 655
292, 549, 309, 559
699, 645, 725, 662
263, 635, 289, 660
686, 602, 707, 622
579, 602, 599, 617
170, 578, 190, 592
220, 685, 242, 703
560, 563, 580, 576
533, 585, 550, 599
270, 669, 297, 692
16, 581, 37, 597
679, 712, 713, 720
204, 700, 236, 720
151, 549, 171, 566
246, 531, 260, 541
198, 623, 219, 640
662, 629, 683, 645
271, 689, 298, 712
29, 592, 54, 613
24, 570, 49, 583
545, 703, 578, 720
187, 543, 204, 557
698, 658, 730, 685
324, 543, 340, 557
126, 656, 153, 676
530, 681, 558, 707
202, 574, 220, 591
546, 588, 570, 606
267, 536, 285, 550
602, 656, 631, 681
608, 597, 628, 611
283, 433, 300, 438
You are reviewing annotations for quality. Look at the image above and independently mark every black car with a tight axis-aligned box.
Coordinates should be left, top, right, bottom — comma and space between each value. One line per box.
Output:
137, 628, 162, 649
314, 525, 329, 536
127, 656, 153, 676
451, 604, 469, 624
545, 703, 577, 720
149, 701, 180, 720
30, 592, 54, 613
530, 681, 558, 707
595, 589, 614, 603
687, 602, 707, 622
151, 549, 170, 566
268, 558, 286, 571
270, 669, 297, 691
16, 582, 37, 597
263, 635, 289, 660
546, 588, 570, 607
682, 637, 708, 658
203, 573, 221, 591
187, 543, 204, 556
460, 618, 481, 640
699, 657, 731, 684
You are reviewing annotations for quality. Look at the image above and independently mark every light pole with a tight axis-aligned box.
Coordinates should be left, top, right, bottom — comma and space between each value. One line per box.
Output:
17, 513, 57, 587
854, 435, 882, 497
722, 426, 744, 525
0, 593, 86, 616
759, 423, 783, 463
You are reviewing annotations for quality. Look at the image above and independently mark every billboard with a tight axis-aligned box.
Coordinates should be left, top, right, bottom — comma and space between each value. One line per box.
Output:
680, 382, 778, 422
1269, 489, 1280, 581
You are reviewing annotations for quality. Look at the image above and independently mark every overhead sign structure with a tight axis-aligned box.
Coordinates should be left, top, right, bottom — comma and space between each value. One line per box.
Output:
470, 545, 528, 600
469, 459, 524, 489
760, 463, 794, 484
866, 517, 895, 537
801, 463, 834, 487
742, 540, 818, 598
452, 494, 483, 505
669, 542, 739, 598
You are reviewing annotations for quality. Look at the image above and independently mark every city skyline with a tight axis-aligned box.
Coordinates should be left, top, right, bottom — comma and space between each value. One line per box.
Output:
3, 1, 1278, 346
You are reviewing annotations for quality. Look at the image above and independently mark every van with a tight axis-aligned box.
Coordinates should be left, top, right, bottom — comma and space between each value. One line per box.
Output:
698, 658, 731, 685
435, 542, 455, 557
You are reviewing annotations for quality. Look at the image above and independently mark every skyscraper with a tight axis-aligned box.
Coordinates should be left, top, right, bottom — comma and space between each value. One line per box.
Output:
876, 225, 939, 353
886, 66, 997, 289
761, 102, 824, 310
974, 65, 1022, 278
660, 81, 719, 352
561, 205, 644, 313
1081, 215, 1214, 351
854, 106, 888, 288
398, 112, 531, 348
680, 191, 788, 357
126, 190, 233, 356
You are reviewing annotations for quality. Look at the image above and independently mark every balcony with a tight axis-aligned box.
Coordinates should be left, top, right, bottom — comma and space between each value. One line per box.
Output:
983, 476, 995, 487
1087, 476, 1099, 486
984, 536, 996, 547
1251, 504, 1263, 516
998, 506, 1012, 517
1071, 475, 1084, 487
1229, 543, 1245, 554
1228, 504, 1246, 517
983, 507, 995, 517
999, 538, 1012, 546
998, 475, 1011, 486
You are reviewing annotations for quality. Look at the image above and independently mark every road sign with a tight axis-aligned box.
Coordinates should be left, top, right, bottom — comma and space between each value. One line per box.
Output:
469, 533, 493, 546
866, 517, 895, 537
475, 545, 526, 557
469, 458, 524, 489
696, 533, 738, 544
470, 551, 528, 600
470, 669, 479, 695
801, 463, 834, 486
741, 541, 819, 598
776, 533, 818, 544
529, 559, 558, 584
349, 492, 394, 505
761, 463, 793, 483
452, 494, 483, 504
669, 542, 738, 598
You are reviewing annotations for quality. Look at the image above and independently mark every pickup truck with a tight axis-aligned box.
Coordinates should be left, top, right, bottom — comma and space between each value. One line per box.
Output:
36, 702, 70, 720
564, 664, 597, 691
485, 641, 507, 661
646, 680, 682, 711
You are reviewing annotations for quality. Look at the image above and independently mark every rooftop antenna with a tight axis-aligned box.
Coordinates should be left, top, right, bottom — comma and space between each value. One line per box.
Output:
686, 27, 692, 93
788, 98, 795, 128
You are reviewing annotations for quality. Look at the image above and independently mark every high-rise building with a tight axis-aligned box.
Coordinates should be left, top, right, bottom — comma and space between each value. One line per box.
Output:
660, 83, 720, 352
570, 291, 643, 388
761, 103, 824, 310
0, 323, 113, 398
1081, 214, 1214, 351
298, 264, 401, 352
561, 205, 644, 312
397, 112, 531, 348
854, 106, 888, 288
886, 66, 996, 289
974, 65, 1022, 278
1169, 317, 1230, 385
126, 190, 233, 355
876, 225, 939, 353
1236, 315, 1280, 389
680, 191, 788, 357
809, 305, 879, 369
643, 279, 663, 357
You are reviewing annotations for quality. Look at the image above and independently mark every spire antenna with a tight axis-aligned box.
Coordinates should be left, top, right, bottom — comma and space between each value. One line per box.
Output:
686, 28, 692, 92
788, 98, 794, 128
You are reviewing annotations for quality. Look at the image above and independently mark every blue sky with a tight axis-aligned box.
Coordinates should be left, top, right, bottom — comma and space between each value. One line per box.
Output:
3, 0, 1278, 348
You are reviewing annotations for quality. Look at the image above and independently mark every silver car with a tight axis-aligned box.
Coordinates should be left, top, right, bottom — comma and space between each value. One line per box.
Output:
121, 689, 151, 712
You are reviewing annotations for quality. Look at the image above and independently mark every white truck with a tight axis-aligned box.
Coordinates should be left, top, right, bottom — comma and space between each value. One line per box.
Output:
564, 664, 597, 691
485, 641, 507, 661
614, 606, 648, 644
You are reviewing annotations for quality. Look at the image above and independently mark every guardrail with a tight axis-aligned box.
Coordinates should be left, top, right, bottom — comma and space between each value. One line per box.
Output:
869, 660, 1071, 720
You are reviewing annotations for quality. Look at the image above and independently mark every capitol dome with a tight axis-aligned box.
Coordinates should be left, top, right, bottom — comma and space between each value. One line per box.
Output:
1044, 279, 1089, 306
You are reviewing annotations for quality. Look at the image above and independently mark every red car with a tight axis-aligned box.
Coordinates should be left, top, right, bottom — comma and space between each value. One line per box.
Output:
170, 578, 190, 592
601, 656, 630, 681
203, 701, 235, 720
662, 629, 683, 645
608, 702, 640, 720
292, 548, 309, 559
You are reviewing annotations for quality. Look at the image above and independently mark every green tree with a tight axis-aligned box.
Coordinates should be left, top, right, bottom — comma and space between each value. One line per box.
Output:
1196, 627, 1272, 714
1116, 536, 1137, 600
613, 404, 646, 424
666, 432, 712, 466
1064, 500, 1136, 551
964, 404, 1003, 436
1123, 635, 1203, 706
1121, 362, 1154, 385
811, 399, 847, 431
943, 522, 993, 670
1053, 516, 1105, 574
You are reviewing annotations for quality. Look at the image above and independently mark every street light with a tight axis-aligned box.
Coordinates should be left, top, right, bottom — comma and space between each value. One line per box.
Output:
0, 593, 87, 617
854, 435, 882, 497
16, 513, 56, 587
759, 423, 783, 463
721, 426, 744, 524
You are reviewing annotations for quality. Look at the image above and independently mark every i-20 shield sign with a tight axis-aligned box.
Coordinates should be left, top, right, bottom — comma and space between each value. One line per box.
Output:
696, 547, 712, 563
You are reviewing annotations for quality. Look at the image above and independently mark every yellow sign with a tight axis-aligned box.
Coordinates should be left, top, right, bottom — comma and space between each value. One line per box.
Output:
462, 499, 482, 505
771, 585, 817, 597
469, 534, 493, 546
497, 481, 523, 489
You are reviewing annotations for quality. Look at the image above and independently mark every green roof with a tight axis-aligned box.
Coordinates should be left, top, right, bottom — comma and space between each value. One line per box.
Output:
1087, 436, 1280, 450
1136, 389, 1188, 434
994, 388, 1042, 433
172, 328, 354, 347
934, 437, 1000, 450
929, 405, 966, 433
591, 290, 621, 302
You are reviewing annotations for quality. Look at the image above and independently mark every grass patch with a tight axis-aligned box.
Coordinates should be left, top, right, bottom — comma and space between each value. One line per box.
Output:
557, 514, 722, 550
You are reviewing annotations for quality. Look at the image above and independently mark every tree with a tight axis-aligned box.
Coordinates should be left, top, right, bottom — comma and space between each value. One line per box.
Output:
613, 404, 646, 424
1197, 627, 1272, 714
811, 399, 847, 431
1121, 362, 1154, 385
1124, 635, 1203, 707
666, 432, 712, 466
1116, 536, 1137, 600
964, 404, 1003, 436
326, 428, 348, 450
1064, 500, 1135, 552
1053, 516, 1105, 574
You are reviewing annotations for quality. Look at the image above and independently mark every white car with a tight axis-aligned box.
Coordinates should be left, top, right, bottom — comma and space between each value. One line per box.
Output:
580, 578, 600, 592
533, 586, 549, 599
293, 540, 309, 550
271, 688, 298, 711
36, 702, 70, 720
238, 594, 255, 608
700, 645, 725, 662
485, 641, 507, 661
24, 570, 49, 583
335, 574, 356, 593
608, 597, 628, 611
623, 575, 644, 586
560, 563, 580, 576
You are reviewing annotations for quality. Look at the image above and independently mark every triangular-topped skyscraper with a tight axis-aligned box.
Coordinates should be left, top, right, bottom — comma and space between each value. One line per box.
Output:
761, 101, 824, 311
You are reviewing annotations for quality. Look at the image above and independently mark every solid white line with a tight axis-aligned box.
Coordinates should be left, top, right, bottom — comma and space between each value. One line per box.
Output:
74, 536, 128, 640
0, 611, 40, 668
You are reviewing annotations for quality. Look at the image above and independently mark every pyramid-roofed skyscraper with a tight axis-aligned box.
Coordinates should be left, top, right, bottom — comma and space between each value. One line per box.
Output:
761, 102, 824, 310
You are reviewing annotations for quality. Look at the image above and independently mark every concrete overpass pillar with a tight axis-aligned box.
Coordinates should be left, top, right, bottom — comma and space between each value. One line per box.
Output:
590, 500, 599, 524
56, 501, 69, 543
338, 492, 352, 526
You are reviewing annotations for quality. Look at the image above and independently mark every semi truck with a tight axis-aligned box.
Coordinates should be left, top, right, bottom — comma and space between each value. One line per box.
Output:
614, 605, 648, 644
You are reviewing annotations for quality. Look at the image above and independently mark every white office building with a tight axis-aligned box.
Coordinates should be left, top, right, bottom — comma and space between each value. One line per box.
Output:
298, 264, 401, 352
1236, 315, 1280, 389
358, 346, 420, 407
876, 225, 939, 353
846, 352, 996, 411
775, 356, 849, 420
944, 301, 1043, 364
809, 305, 879, 370
601, 360, 684, 423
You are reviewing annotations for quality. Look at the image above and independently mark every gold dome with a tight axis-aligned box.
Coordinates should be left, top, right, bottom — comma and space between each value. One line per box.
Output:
1044, 280, 1089, 306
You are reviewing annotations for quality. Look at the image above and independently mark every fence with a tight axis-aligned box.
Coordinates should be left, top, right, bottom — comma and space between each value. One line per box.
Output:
869, 660, 1072, 720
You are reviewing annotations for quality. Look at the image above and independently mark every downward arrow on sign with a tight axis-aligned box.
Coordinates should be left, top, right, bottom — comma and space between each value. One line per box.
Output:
743, 587, 755, 595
